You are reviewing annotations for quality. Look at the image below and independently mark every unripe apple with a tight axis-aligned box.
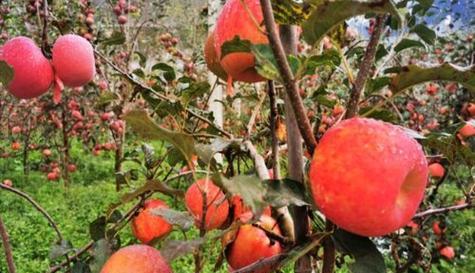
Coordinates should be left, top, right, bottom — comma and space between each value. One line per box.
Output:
225, 215, 282, 273
0, 36, 54, 99
100, 244, 172, 273
439, 246, 455, 260
214, 0, 269, 83
131, 199, 173, 244
309, 118, 428, 237
204, 32, 228, 81
52, 34, 95, 87
428, 163, 445, 179
184, 178, 229, 230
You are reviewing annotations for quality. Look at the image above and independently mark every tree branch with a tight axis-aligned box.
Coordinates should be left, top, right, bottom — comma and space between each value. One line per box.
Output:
0, 214, 16, 273
259, 0, 317, 154
267, 80, 281, 179
413, 203, 473, 219
345, 15, 387, 119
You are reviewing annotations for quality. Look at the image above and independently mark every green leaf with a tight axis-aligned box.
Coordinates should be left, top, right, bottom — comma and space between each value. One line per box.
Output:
411, 24, 436, 44
394, 38, 425, 53
271, 0, 316, 25
333, 230, 386, 273
375, 45, 388, 62
303, 49, 341, 76
251, 44, 280, 81
134, 51, 147, 67
366, 77, 391, 94
0, 60, 14, 86
150, 207, 194, 231
220, 36, 252, 59
152, 63, 176, 82
383, 63, 475, 95
124, 110, 196, 164
217, 175, 267, 215
181, 82, 210, 106
49, 240, 73, 260
303, 0, 402, 46
360, 107, 397, 123
102, 31, 126, 46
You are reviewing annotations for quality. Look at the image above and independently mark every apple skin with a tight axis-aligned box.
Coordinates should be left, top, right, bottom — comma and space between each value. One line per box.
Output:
309, 118, 429, 237
204, 32, 228, 81
428, 163, 445, 179
225, 215, 282, 273
185, 178, 229, 230
131, 199, 173, 244
459, 122, 475, 138
52, 34, 95, 87
0, 37, 54, 99
439, 246, 455, 260
231, 195, 272, 223
214, 0, 268, 83
100, 244, 172, 273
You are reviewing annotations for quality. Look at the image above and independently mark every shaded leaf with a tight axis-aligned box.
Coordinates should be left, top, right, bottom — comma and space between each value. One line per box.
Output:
102, 31, 126, 46
217, 175, 267, 215
411, 24, 436, 45
333, 229, 386, 273
72, 262, 91, 273
302, 49, 341, 76
150, 207, 194, 231
265, 179, 310, 208
89, 239, 114, 273
0, 60, 14, 86
89, 216, 106, 241
161, 239, 205, 262
49, 240, 73, 260
152, 63, 176, 82
394, 38, 425, 53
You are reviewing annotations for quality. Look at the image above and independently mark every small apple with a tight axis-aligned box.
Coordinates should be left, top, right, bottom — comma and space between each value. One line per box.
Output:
428, 163, 445, 179
439, 246, 455, 260
131, 199, 173, 244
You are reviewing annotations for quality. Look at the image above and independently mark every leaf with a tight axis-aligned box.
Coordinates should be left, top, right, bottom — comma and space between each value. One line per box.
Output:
0, 60, 14, 86
375, 45, 388, 62
271, 0, 316, 25
150, 207, 194, 231
366, 77, 392, 94
160, 239, 205, 262
49, 240, 73, 260
72, 262, 91, 273
251, 44, 280, 81
302, 49, 341, 76
333, 229, 386, 273
217, 175, 267, 215
181, 82, 211, 106
411, 23, 436, 44
220, 36, 252, 59
360, 107, 397, 123
265, 179, 310, 208
101, 31, 126, 46
124, 110, 196, 164
394, 38, 425, 53
134, 51, 147, 67
89, 216, 107, 241
152, 63, 176, 82
383, 63, 475, 95
303, 0, 402, 46
89, 239, 114, 273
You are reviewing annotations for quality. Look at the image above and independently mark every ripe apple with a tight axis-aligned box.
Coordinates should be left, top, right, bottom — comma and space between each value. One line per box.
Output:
100, 244, 172, 273
231, 195, 272, 223
432, 221, 444, 235
52, 34, 95, 87
428, 163, 445, 179
11, 141, 21, 150
184, 178, 229, 230
467, 103, 475, 117
131, 199, 173, 244
309, 118, 429, 237
439, 246, 455, 260
225, 215, 282, 273
204, 32, 228, 81
2, 179, 12, 187
459, 122, 475, 139
42, 149, 52, 157
214, 0, 269, 83
0, 36, 54, 99
67, 164, 77, 173
11, 126, 21, 134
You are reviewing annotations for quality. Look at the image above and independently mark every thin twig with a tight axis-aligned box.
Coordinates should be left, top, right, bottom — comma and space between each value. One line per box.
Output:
0, 214, 16, 273
0, 184, 63, 241
268, 80, 281, 179
345, 15, 387, 119
94, 49, 233, 139
259, 0, 317, 154
413, 203, 473, 219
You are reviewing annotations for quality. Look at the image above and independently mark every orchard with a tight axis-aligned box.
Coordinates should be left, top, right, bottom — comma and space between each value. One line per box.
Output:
0, 1, 474, 273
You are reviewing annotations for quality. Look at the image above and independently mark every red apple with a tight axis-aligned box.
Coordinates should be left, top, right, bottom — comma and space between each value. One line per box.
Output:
100, 244, 172, 273
184, 178, 229, 230
439, 246, 455, 260
214, 0, 269, 83
309, 118, 429, 236
131, 199, 173, 244
225, 215, 282, 273
204, 32, 228, 81
459, 122, 475, 139
0, 36, 54, 99
428, 163, 445, 179
2, 179, 12, 187
432, 221, 444, 235
42, 149, 52, 157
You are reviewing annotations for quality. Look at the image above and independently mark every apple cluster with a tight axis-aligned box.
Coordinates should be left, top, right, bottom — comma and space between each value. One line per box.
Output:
0, 34, 95, 101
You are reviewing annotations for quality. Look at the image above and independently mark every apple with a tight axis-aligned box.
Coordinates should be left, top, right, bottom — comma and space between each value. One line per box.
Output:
214, 0, 269, 83
131, 199, 173, 244
11, 141, 21, 151
432, 221, 444, 235
204, 32, 228, 81
225, 215, 282, 273
184, 178, 229, 230
428, 163, 445, 179
439, 246, 455, 260
42, 149, 52, 157
309, 118, 429, 236
459, 122, 475, 139
52, 34, 95, 87
2, 179, 12, 187
0, 36, 54, 99
100, 244, 172, 273
11, 126, 21, 134
231, 195, 272, 223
